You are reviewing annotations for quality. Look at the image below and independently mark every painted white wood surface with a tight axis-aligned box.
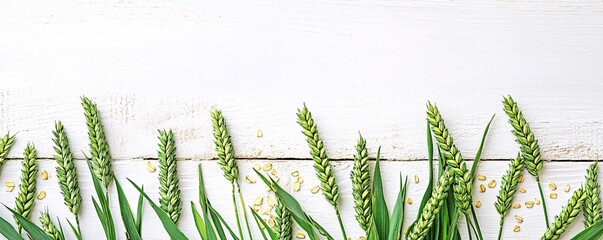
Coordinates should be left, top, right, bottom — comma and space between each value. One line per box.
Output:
1, 0, 603, 239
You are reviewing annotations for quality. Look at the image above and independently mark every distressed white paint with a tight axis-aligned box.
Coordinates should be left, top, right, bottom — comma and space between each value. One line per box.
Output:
1, 0, 603, 239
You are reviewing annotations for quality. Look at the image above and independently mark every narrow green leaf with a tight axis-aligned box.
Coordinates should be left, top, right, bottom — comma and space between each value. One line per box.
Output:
372, 147, 389, 240
85, 156, 116, 240
5, 206, 52, 240
387, 175, 408, 240
251, 208, 278, 240
135, 187, 144, 236
207, 202, 240, 240
572, 219, 603, 240
115, 180, 142, 240
0, 214, 25, 240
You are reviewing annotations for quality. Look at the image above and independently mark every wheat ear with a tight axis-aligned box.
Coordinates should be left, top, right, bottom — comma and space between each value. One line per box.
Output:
297, 103, 347, 239
274, 197, 292, 240
40, 209, 62, 240
495, 153, 525, 240
0, 132, 16, 170
406, 169, 453, 240
81, 96, 113, 189
502, 95, 549, 226
351, 133, 372, 232
584, 162, 602, 228
541, 186, 587, 240
157, 129, 182, 224
426, 103, 472, 214
52, 121, 82, 219
211, 108, 251, 239
14, 143, 38, 231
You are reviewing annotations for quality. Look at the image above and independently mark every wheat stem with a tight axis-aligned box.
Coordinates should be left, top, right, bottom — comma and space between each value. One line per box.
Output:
157, 129, 182, 224
406, 169, 453, 240
0, 132, 16, 170
274, 197, 292, 240
14, 143, 38, 232
427, 103, 473, 215
351, 133, 372, 233
584, 162, 602, 228
81, 96, 113, 189
296, 103, 347, 239
52, 121, 82, 219
40, 209, 62, 240
494, 153, 524, 240
541, 186, 587, 240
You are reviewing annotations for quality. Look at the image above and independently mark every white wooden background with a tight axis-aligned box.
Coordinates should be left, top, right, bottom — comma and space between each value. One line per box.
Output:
1, 1, 603, 239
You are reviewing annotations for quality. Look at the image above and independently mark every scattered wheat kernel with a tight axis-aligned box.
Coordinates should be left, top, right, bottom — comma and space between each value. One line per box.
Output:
406, 197, 413, 205
488, 179, 497, 188
291, 171, 299, 177
270, 168, 277, 176
515, 214, 524, 223
263, 163, 273, 172
265, 185, 272, 192
479, 184, 486, 193
477, 175, 486, 181
414, 175, 420, 184
257, 129, 263, 138
5, 186, 14, 192
267, 218, 275, 227
359, 236, 367, 240
252, 205, 261, 212
253, 196, 264, 206
41, 170, 49, 180
262, 208, 271, 215
519, 187, 526, 193
549, 182, 557, 191
564, 184, 571, 192
525, 201, 534, 208
513, 225, 521, 232
293, 181, 301, 192
518, 174, 525, 183
273, 176, 280, 183
513, 204, 521, 209
146, 161, 156, 172
245, 175, 256, 184
267, 196, 276, 207
550, 192, 558, 199
310, 185, 320, 194
474, 201, 482, 208
5, 181, 14, 187
296, 232, 306, 239
253, 164, 261, 171
297, 176, 304, 184
534, 198, 541, 205
37, 191, 46, 200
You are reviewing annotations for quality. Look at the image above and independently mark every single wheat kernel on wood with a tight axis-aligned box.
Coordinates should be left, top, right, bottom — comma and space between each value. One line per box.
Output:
519, 187, 527, 193
262, 163, 273, 171
37, 191, 46, 200
359, 236, 367, 240
253, 196, 263, 206
256, 129, 263, 138
518, 174, 525, 183
477, 175, 486, 181
488, 179, 497, 188
5, 181, 14, 187
475, 201, 482, 208
479, 184, 486, 193
296, 232, 306, 239
265, 185, 272, 192
5, 186, 14, 192
270, 168, 277, 176
550, 192, 558, 199
291, 171, 299, 177
273, 176, 280, 182
296, 176, 304, 184
266, 196, 275, 207
513, 225, 521, 232
525, 201, 535, 208
513, 204, 521, 209
310, 185, 320, 194
534, 198, 541, 205
293, 181, 301, 192
146, 161, 156, 172
564, 184, 570, 192
41, 171, 49, 180
252, 205, 261, 212
414, 175, 420, 183
406, 197, 413, 204
245, 175, 256, 184
253, 164, 261, 171
549, 182, 557, 191
515, 214, 524, 223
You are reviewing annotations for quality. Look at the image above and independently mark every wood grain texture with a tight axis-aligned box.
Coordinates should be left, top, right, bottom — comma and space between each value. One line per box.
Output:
1, 0, 602, 239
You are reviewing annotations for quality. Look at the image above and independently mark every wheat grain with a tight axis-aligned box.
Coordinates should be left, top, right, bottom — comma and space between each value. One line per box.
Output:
274, 197, 292, 240
406, 170, 453, 240
14, 143, 38, 231
541, 186, 587, 240
81, 96, 113, 189
40, 209, 62, 240
52, 121, 82, 218
351, 134, 372, 232
426, 103, 472, 214
584, 162, 602, 228
157, 129, 182, 224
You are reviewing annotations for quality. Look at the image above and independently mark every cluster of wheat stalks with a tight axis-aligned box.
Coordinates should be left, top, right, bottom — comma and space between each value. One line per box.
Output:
0, 95, 602, 240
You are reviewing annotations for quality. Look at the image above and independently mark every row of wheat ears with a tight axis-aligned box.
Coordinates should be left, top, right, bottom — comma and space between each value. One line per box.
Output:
0, 96, 602, 240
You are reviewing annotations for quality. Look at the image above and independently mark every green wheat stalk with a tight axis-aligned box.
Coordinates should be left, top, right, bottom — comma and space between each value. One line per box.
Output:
541, 186, 587, 240
584, 162, 602, 228
274, 197, 292, 240
502, 95, 549, 226
40, 209, 63, 240
0, 132, 16, 170
211, 108, 252, 239
426, 103, 473, 215
52, 121, 82, 221
81, 96, 113, 189
406, 169, 453, 240
351, 133, 372, 232
14, 143, 38, 232
296, 103, 347, 239
495, 153, 525, 240
157, 129, 182, 224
